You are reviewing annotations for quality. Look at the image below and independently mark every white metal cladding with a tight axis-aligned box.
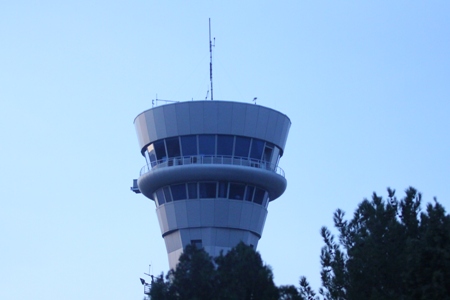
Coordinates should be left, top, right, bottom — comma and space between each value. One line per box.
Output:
134, 101, 291, 154
156, 200, 267, 237
164, 227, 261, 270
137, 164, 287, 201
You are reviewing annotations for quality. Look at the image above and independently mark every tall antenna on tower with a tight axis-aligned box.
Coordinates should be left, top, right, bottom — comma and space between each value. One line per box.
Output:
209, 18, 214, 101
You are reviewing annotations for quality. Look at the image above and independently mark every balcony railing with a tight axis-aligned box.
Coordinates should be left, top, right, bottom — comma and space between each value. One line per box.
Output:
139, 155, 285, 177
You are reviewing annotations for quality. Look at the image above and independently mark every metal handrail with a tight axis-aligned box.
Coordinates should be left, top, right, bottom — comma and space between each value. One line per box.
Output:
139, 155, 285, 177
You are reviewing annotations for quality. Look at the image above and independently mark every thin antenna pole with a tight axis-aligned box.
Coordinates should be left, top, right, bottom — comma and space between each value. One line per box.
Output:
209, 18, 214, 101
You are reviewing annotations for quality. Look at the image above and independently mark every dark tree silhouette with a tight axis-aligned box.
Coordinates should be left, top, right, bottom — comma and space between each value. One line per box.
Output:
149, 242, 281, 300
279, 284, 302, 300
169, 244, 216, 300
215, 242, 279, 300
317, 187, 450, 300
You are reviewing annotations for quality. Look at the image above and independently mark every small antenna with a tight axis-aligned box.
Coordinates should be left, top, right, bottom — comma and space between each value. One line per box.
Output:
144, 264, 153, 279
152, 94, 157, 107
209, 18, 214, 101
152, 94, 179, 106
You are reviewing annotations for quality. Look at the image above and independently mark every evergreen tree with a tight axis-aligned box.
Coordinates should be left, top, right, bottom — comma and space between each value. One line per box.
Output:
405, 199, 450, 299
279, 285, 303, 300
149, 273, 174, 300
317, 187, 450, 300
215, 242, 279, 300
149, 242, 280, 300
169, 244, 216, 300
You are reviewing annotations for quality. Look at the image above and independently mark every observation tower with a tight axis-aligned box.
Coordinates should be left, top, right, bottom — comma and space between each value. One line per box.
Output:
132, 100, 290, 269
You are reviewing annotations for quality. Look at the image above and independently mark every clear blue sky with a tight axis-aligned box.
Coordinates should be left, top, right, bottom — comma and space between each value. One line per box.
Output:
1, 1, 449, 299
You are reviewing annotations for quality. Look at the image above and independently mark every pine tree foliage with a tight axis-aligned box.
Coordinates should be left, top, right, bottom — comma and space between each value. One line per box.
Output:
299, 276, 319, 300
149, 242, 284, 300
215, 242, 279, 300
317, 187, 450, 300
278, 285, 303, 300
169, 244, 216, 300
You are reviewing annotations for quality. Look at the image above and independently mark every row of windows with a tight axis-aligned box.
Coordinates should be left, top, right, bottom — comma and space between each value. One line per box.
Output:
145, 134, 281, 168
153, 181, 270, 208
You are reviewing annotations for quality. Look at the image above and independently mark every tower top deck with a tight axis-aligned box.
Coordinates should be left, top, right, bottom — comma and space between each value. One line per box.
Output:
134, 100, 291, 155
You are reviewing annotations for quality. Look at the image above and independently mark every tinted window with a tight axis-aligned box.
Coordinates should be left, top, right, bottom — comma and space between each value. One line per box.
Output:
234, 137, 250, 158
166, 137, 181, 158
263, 144, 273, 162
171, 184, 187, 200
147, 144, 157, 167
191, 239, 203, 249
229, 183, 245, 200
181, 135, 197, 156
155, 189, 165, 205
199, 135, 215, 155
199, 182, 216, 198
218, 181, 228, 198
254, 188, 266, 205
144, 151, 150, 165
154, 140, 166, 161
163, 186, 172, 202
250, 139, 264, 160
217, 135, 234, 156
187, 183, 198, 199
273, 147, 281, 162
244, 186, 255, 201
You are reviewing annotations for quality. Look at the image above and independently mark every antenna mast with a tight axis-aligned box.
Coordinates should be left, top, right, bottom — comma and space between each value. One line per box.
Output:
209, 18, 214, 101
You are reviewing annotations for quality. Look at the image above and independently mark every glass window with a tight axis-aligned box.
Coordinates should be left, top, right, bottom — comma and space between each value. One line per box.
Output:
147, 144, 157, 167
144, 151, 150, 165
244, 186, 255, 201
181, 135, 197, 156
166, 137, 181, 158
254, 188, 266, 205
191, 239, 203, 249
187, 183, 198, 199
199, 182, 216, 198
155, 189, 165, 205
163, 186, 172, 202
263, 144, 273, 162
250, 139, 265, 160
154, 140, 167, 161
234, 136, 250, 158
229, 183, 245, 200
273, 147, 281, 165
218, 181, 228, 198
217, 135, 234, 156
171, 184, 187, 201
199, 135, 215, 156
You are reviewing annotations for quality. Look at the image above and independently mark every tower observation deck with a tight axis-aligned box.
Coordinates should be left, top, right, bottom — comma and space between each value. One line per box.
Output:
133, 100, 291, 269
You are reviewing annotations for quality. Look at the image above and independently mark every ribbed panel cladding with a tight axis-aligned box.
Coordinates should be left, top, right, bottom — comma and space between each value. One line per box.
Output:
134, 101, 291, 154
165, 228, 261, 270
156, 199, 268, 237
